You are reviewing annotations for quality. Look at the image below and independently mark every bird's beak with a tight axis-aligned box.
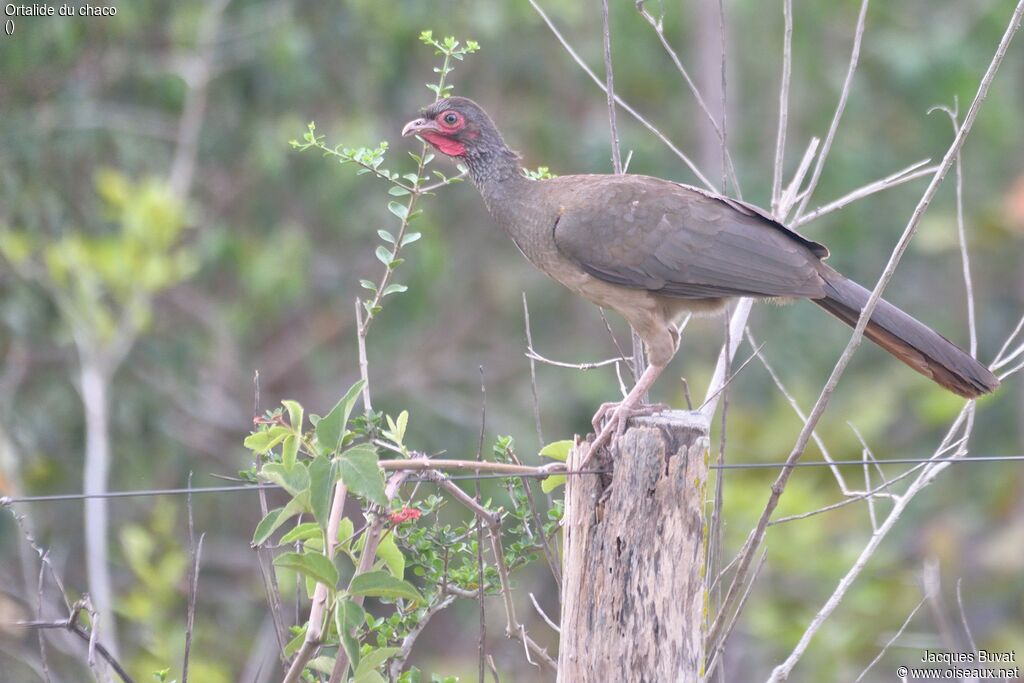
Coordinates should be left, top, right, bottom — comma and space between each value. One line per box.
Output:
401, 117, 439, 137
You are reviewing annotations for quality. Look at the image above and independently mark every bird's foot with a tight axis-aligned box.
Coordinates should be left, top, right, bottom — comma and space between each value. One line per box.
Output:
591, 401, 669, 435
581, 401, 670, 468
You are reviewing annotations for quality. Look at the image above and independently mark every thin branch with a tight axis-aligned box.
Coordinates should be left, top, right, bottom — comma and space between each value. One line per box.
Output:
793, 160, 936, 227
522, 294, 545, 449
327, 470, 413, 683
475, 367, 488, 683
715, 2, 1023, 658
387, 594, 458, 680
17, 602, 136, 683
529, 593, 560, 633
182, 473, 205, 683
601, 0, 622, 175
525, 350, 629, 371
955, 579, 979, 653
421, 470, 558, 671
527, 0, 716, 191
793, 0, 871, 221
771, 0, 794, 212
853, 594, 927, 683
356, 298, 373, 413
745, 329, 852, 494
635, 0, 742, 195
932, 101, 978, 356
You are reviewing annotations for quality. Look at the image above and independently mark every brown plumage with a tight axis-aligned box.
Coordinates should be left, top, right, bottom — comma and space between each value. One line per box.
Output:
402, 97, 998, 451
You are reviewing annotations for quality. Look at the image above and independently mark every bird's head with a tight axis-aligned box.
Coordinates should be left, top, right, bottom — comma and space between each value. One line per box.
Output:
401, 96, 504, 159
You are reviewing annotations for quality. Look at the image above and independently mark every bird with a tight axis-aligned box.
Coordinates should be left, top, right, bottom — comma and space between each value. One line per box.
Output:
402, 96, 999, 460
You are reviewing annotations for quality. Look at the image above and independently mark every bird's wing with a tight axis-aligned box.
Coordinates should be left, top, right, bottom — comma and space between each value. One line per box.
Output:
551, 175, 828, 299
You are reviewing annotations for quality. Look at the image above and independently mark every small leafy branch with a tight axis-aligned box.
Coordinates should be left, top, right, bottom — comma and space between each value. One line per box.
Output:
254, 32, 561, 683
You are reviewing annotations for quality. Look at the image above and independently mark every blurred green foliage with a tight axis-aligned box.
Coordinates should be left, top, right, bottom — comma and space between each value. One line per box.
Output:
1, 1, 1022, 681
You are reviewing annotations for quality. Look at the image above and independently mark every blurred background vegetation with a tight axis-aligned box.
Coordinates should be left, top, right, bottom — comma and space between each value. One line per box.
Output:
0, 0, 1022, 681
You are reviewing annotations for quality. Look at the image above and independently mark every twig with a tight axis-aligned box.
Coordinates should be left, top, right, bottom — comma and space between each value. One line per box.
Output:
955, 579, 979, 653
17, 602, 136, 683
635, 0, 742, 196
422, 470, 557, 671
745, 329, 852, 494
356, 298, 373, 413
476, 367, 488, 683
328, 470, 412, 683
281, 476, 348, 683
853, 593, 927, 683
717, 2, 1024, 661
522, 294, 545, 449
793, 160, 936, 227
525, 349, 628, 371
387, 594, 458, 680
527, 0, 716, 191
931, 101, 978, 356
529, 593, 560, 633
771, 0, 793, 212
504, 447, 561, 591
601, 0, 622, 175
793, 0, 871, 221
705, 549, 768, 680
923, 559, 962, 654
182, 473, 205, 683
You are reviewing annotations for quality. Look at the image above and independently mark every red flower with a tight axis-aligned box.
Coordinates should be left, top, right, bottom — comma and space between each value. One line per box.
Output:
389, 507, 421, 525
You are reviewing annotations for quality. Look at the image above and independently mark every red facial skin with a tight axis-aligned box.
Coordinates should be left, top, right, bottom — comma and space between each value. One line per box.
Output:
403, 110, 468, 156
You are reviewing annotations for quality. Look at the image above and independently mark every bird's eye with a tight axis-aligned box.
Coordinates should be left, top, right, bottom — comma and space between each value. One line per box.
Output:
443, 112, 459, 125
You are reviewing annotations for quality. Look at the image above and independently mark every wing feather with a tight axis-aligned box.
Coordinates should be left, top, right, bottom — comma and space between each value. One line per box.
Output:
551, 175, 827, 300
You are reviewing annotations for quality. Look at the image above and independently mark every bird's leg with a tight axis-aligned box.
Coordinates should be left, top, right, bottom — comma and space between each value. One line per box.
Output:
581, 361, 667, 468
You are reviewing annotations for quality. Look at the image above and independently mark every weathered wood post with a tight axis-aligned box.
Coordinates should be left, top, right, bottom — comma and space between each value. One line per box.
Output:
558, 410, 710, 683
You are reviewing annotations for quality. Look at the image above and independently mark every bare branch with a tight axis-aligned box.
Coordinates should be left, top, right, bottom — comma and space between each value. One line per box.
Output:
527, 0, 716, 191
793, 160, 936, 227
714, 3, 1024, 658
793, 0, 872, 221
771, 0, 793, 212
853, 593, 927, 683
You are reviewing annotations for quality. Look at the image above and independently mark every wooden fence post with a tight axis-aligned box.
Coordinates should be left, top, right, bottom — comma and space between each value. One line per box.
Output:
558, 410, 710, 683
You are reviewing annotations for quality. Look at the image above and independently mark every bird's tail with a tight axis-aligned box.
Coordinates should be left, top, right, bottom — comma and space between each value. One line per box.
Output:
813, 268, 999, 398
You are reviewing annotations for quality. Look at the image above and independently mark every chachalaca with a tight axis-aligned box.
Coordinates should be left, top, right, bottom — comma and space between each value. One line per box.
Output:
402, 97, 999, 459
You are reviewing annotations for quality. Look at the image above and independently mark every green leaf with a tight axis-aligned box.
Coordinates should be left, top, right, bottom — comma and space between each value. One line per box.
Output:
316, 380, 365, 455
253, 493, 313, 545
274, 551, 339, 588
359, 279, 377, 292
283, 625, 307, 658
252, 507, 287, 546
399, 232, 421, 247
377, 229, 395, 244
308, 455, 338, 526
281, 434, 299, 470
388, 186, 410, 197
381, 283, 407, 297
539, 440, 573, 462
375, 245, 393, 267
375, 532, 405, 579
541, 474, 566, 494
280, 522, 323, 544
243, 425, 290, 454
259, 462, 310, 497
334, 596, 365, 673
282, 400, 304, 432
308, 656, 336, 675
354, 648, 400, 682
336, 517, 356, 554
348, 570, 423, 603
387, 201, 408, 221
338, 444, 387, 507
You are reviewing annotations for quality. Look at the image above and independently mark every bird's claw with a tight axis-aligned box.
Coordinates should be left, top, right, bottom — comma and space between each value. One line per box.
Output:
581, 401, 670, 468
591, 401, 669, 435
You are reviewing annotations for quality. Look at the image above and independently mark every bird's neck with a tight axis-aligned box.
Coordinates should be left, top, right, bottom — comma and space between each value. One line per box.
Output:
464, 145, 523, 196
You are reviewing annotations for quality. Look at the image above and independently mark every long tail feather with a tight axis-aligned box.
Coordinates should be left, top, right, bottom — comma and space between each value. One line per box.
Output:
813, 269, 998, 398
